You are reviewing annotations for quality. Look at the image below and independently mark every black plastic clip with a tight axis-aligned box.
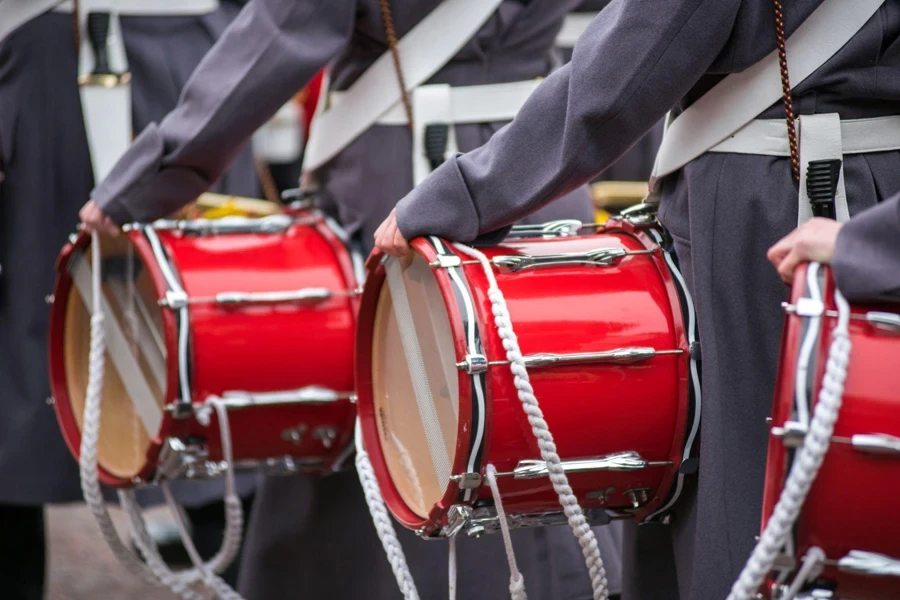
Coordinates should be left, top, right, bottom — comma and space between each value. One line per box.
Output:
806, 159, 842, 220
424, 124, 450, 171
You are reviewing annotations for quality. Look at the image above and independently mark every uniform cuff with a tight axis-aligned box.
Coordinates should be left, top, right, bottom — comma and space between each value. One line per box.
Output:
396, 155, 480, 243
832, 198, 900, 301
91, 124, 165, 225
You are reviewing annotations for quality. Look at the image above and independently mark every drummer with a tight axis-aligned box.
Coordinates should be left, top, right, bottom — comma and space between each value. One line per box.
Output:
768, 201, 900, 299
0, 0, 258, 595
76, 1, 626, 598
371, 2, 900, 599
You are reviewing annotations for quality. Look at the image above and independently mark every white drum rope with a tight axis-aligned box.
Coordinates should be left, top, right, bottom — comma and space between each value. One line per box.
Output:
727, 273, 852, 600
485, 465, 528, 600
453, 243, 609, 600
79, 231, 163, 587
354, 420, 421, 600
79, 232, 246, 599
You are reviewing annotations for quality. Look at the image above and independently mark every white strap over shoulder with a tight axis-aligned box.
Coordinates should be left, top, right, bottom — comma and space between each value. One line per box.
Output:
649, 0, 886, 191
303, 0, 505, 172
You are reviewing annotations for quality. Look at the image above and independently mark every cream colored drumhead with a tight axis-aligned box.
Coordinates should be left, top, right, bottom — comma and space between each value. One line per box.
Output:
64, 235, 167, 480
372, 254, 460, 519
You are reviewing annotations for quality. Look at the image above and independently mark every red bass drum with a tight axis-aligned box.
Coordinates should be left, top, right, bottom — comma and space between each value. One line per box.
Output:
49, 211, 361, 487
763, 263, 900, 600
356, 213, 700, 537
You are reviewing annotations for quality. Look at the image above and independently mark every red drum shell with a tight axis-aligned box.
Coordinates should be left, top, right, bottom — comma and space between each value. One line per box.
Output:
357, 220, 696, 535
50, 212, 358, 487
763, 265, 900, 600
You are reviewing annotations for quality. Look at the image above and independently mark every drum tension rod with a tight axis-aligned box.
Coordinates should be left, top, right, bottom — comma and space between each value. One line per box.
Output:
783, 302, 900, 334
429, 248, 655, 271
457, 347, 683, 372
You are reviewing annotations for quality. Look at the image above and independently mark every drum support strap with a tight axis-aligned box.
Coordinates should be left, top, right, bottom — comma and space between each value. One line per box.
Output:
69, 253, 163, 438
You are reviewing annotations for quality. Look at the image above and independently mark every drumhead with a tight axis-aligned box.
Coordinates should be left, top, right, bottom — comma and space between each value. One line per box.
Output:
63, 235, 167, 480
372, 254, 460, 519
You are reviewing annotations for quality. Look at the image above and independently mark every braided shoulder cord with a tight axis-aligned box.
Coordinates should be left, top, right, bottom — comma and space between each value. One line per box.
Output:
773, 0, 801, 182
378, 0, 415, 133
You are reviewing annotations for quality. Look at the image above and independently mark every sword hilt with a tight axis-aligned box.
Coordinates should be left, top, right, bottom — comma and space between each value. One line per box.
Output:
86, 12, 113, 75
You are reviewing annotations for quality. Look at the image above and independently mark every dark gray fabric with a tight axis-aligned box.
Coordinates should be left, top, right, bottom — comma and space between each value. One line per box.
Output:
0, 5, 259, 505
0, 13, 91, 506
121, 7, 259, 199
121, 4, 260, 509
393, 2, 900, 598
833, 194, 900, 302
239, 472, 611, 600
82, 1, 628, 597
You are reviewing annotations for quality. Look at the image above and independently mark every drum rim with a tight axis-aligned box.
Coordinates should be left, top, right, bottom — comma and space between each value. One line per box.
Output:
304, 213, 363, 469
604, 221, 696, 522
357, 238, 477, 533
358, 221, 697, 532
49, 229, 183, 487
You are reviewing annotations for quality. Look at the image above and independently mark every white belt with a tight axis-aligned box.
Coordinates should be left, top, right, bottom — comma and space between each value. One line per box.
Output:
710, 116, 900, 157
556, 13, 597, 49
331, 79, 540, 126
709, 114, 900, 224
54, 0, 219, 16
330, 79, 541, 185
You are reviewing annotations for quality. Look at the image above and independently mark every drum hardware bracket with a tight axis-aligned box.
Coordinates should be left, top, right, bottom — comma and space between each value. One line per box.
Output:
623, 487, 651, 509
457, 354, 489, 375
450, 472, 483, 490
313, 426, 339, 449
773, 425, 900, 457
429, 255, 463, 269
156, 438, 211, 481
837, 550, 900, 578
782, 298, 825, 318
442, 505, 474, 539
459, 348, 682, 372
784, 302, 900, 334
429, 248, 654, 272
506, 220, 583, 239
499, 451, 672, 480
490, 248, 653, 273
280, 424, 308, 446
586, 486, 616, 504
449, 507, 615, 539
843, 433, 900, 456
164, 387, 356, 414
164, 400, 197, 420
160, 290, 189, 310
771, 421, 809, 447
866, 311, 900, 333
145, 214, 305, 235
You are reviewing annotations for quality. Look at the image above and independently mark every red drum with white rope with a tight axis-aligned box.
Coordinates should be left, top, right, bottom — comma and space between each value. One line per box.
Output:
356, 213, 700, 537
763, 264, 900, 599
49, 210, 360, 488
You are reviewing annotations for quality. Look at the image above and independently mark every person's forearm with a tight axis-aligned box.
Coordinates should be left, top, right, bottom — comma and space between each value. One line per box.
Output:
395, 0, 741, 242
833, 195, 900, 301
94, 0, 354, 224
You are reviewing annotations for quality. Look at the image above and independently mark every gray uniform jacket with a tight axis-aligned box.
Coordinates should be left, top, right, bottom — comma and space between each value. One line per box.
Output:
0, 4, 256, 506
834, 194, 900, 301
90, 1, 616, 599
393, 1, 900, 599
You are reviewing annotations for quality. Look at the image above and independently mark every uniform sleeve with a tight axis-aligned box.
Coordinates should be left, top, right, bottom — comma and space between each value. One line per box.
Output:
832, 195, 900, 302
94, 0, 355, 224
395, 0, 741, 242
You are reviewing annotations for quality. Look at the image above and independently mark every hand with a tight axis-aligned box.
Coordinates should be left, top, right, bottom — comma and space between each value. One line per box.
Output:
374, 209, 410, 257
767, 217, 843, 284
79, 200, 120, 236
